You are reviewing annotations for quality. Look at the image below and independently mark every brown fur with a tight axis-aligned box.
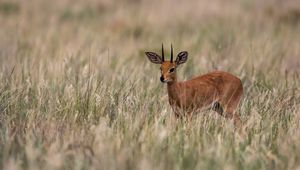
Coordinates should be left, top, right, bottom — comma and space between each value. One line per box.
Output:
167, 69, 243, 125
146, 49, 243, 125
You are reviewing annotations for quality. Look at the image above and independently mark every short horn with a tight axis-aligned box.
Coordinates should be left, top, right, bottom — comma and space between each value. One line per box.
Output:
162, 44, 165, 62
170, 44, 173, 63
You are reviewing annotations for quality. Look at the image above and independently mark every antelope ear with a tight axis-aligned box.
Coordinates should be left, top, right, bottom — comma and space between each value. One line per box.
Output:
145, 52, 162, 64
175, 51, 188, 65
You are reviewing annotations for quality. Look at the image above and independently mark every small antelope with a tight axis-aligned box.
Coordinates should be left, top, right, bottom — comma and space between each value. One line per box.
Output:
145, 44, 243, 125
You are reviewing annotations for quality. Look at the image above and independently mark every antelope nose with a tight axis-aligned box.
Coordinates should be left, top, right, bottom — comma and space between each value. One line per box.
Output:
160, 76, 164, 82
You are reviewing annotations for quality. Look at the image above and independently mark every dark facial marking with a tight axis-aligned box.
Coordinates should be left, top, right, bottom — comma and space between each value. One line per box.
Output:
160, 76, 165, 82
169, 68, 175, 73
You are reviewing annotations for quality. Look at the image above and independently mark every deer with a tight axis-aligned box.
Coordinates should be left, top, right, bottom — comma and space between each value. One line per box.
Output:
145, 44, 244, 126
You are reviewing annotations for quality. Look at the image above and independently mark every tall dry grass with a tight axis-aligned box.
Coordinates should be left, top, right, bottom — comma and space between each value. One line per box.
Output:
1, 0, 300, 169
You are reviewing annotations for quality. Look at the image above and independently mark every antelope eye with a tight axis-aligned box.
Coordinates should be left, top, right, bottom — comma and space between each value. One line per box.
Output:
169, 68, 175, 73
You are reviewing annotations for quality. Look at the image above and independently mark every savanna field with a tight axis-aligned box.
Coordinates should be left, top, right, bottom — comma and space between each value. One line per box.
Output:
1, 0, 300, 169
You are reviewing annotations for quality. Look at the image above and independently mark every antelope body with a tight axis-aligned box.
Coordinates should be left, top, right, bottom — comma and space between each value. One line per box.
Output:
145, 45, 243, 125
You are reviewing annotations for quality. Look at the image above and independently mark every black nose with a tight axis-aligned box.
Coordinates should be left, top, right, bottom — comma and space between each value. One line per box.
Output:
160, 76, 164, 82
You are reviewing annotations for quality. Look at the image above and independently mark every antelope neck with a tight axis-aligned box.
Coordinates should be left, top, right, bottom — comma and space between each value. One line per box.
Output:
167, 79, 179, 99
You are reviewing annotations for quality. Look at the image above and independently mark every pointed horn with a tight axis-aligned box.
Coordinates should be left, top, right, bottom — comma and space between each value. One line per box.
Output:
161, 44, 165, 62
170, 44, 173, 63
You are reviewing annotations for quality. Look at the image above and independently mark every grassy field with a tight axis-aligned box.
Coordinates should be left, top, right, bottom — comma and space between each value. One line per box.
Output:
1, 0, 300, 169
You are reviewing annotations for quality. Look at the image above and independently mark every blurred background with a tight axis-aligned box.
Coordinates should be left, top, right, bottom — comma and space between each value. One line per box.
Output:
1, 0, 300, 78
1, 0, 300, 170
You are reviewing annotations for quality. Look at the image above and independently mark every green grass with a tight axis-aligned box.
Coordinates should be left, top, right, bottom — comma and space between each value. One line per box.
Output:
1, 0, 300, 169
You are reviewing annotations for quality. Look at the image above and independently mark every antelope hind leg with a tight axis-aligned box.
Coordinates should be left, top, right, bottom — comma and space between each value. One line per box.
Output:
212, 101, 224, 115
212, 101, 243, 127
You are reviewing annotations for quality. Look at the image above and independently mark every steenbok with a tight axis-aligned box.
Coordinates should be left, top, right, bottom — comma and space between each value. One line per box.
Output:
145, 44, 243, 125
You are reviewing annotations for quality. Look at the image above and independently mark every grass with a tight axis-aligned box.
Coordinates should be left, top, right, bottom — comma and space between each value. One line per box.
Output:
1, 0, 300, 169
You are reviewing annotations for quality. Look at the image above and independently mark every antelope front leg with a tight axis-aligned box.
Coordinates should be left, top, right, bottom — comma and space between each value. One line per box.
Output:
171, 105, 181, 118
171, 106, 192, 121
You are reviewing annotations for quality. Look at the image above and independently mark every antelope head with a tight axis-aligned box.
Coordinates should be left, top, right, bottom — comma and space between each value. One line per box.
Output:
145, 44, 188, 83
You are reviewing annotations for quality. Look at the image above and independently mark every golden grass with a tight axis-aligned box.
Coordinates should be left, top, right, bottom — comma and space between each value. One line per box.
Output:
1, 0, 300, 169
